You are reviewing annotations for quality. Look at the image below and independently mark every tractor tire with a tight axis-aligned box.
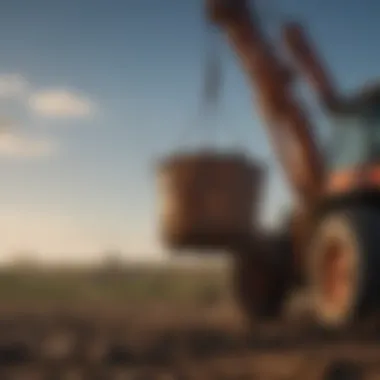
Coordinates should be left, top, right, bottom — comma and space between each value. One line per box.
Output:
231, 232, 293, 322
307, 206, 380, 329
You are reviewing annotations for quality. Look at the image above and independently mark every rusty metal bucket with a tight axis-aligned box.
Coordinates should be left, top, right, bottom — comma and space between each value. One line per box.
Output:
156, 149, 266, 251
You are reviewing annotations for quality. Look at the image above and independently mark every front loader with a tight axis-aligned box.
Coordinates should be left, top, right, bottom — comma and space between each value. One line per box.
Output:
207, 0, 380, 329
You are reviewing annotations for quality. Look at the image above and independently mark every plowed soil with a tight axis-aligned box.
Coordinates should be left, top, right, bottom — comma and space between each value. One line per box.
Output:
0, 303, 379, 379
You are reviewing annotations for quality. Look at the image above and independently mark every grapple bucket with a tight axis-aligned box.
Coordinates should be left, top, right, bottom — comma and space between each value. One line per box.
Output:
156, 150, 266, 251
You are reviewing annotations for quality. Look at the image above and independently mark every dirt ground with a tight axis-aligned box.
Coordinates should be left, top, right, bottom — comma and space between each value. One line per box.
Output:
0, 303, 379, 379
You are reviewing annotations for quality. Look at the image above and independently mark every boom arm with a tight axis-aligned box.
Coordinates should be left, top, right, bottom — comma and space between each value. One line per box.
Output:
206, 0, 324, 207
282, 23, 358, 115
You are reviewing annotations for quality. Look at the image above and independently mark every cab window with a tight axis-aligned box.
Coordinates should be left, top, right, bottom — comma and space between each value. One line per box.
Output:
328, 115, 371, 170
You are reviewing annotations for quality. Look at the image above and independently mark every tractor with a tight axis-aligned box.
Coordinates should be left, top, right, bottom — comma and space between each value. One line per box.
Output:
206, 0, 380, 329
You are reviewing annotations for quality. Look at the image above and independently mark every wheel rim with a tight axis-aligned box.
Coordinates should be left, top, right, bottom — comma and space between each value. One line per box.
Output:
320, 237, 353, 317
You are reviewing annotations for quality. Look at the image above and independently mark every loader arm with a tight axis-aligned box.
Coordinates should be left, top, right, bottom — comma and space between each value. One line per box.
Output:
206, 0, 324, 207
282, 22, 358, 115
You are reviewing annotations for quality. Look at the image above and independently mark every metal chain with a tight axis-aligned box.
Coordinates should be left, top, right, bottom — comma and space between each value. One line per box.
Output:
173, 20, 224, 151
202, 25, 223, 113
173, 0, 291, 153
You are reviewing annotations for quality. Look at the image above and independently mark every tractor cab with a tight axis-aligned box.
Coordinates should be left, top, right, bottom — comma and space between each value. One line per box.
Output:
325, 85, 380, 197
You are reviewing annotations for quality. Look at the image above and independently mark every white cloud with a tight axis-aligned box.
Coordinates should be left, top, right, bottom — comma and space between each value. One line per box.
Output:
29, 89, 95, 118
0, 73, 97, 119
0, 131, 57, 158
0, 74, 29, 98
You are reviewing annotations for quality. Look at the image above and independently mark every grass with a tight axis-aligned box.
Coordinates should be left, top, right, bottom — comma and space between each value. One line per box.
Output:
0, 262, 232, 306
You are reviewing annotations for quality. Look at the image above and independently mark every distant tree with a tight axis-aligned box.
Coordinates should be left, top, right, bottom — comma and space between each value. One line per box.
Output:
10, 251, 39, 271
101, 249, 124, 278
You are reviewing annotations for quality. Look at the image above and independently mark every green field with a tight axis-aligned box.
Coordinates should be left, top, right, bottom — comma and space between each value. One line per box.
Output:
0, 261, 232, 307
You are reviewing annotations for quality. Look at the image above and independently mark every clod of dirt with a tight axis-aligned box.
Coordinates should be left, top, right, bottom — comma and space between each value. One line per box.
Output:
323, 361, 364, 380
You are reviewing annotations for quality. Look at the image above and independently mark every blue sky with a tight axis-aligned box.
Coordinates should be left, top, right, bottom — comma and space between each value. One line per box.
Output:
0, 0, 378, 263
